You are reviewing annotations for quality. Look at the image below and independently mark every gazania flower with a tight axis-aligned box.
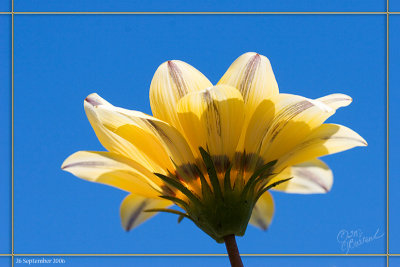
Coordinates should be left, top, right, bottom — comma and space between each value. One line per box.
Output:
62, 52, 366, 266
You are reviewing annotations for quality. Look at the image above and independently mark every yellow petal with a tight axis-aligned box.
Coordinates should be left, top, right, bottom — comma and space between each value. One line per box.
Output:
120, 194, 171, 231
249, 191, 274, 230
95, 102, 196, 165
97, 105, 200, 182
259, 94, 337, 162
94, 106, 174, 170
177, 85, 245, 162
218, 53, 279, 152
84, 94, 164, 174
150, 60, 213, 132
243, 98, 276, 154
61, 151, 161, 197
270, 159, 333, 194
218, 52, 279, 110
316, 93, 352, 110
277, 124, 367, 170
245, 93, 352, 158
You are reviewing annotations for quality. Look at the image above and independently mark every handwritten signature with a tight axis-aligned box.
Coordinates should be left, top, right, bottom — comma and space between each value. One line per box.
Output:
337, 228, 384, 254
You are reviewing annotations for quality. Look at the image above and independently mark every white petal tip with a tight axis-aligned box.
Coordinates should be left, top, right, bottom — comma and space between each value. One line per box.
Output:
361, 139, 368, 146
347, 95, 353, 102
85, 93, 103, 107
357, 135, 368, 146
60, 157, 70, 170
336, 94, 353, 106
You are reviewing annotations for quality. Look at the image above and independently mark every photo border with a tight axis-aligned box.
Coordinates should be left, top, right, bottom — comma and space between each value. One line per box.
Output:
2, 0, 395, 265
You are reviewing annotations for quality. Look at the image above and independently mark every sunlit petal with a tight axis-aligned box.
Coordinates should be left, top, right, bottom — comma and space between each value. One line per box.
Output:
96, 103, 196, 166
98, 106, 201, 184
218, 52, 279, 111
177, 85, 244, 162
271, 159, 333, 194
249, 191, 274, 230
218, 53, 279, 151
120, 194, 172, 231
316, 93, 352, 110
243, 98, 276, 155
150, 60, 212, 132
277, 124, 367, 170
94, 107, 174, 170
61, 151, 162, 197
259, 94, 336, 162
84, 94, 164, 174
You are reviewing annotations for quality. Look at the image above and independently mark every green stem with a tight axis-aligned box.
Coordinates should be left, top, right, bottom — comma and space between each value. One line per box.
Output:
223, 235, 244, 267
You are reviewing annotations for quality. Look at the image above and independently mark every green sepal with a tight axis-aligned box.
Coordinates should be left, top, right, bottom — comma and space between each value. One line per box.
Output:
255, 178, 292, 202
223, 164, 233, 192
194, 164, 213, 201
159, 195, 190, 210
241, 160, 277, 198
177, 214, 185, 223
199, 147, 223, 200
153, 172, 202, 207
145, 208, 192, 221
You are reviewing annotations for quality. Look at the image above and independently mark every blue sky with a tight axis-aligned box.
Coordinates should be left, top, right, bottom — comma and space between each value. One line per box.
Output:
0, 14, 11, 254
392, 1, 400, 11
13, 0, 387, 12
0, 10, 396, 267
0, 257, 10, 266
0, 0, 9, 12
6, 0, 400, 12
389, 15, 400, 254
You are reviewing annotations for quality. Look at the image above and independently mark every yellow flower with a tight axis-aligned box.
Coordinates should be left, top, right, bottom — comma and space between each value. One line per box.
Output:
62, 52, 366, 244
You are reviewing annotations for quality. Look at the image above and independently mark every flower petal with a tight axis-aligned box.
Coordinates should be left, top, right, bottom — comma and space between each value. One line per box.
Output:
218, 52, 279, 111
120, 194, 171, 231
94, 107, 174, 170
316, 93, 352, 110
245, 93, 353, 158
218, 53, 279, 152
96, 105, 201, 183
271, 159, 333, 194
95, 102, 196, 166
61, 151, 161, 197
150, 60, 213, 132
259, 94, 337, 162
243, 98, 276, 154
277, 124, 367, 170
84, 94, 164, 174
249, 191, 274, 230
177, 85, 245, 161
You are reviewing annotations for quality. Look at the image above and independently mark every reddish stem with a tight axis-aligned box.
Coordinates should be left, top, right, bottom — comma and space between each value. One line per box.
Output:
223, 234, 244, 267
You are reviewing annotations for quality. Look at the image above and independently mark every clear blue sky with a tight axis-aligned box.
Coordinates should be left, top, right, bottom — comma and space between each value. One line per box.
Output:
0, 257, 10, 266
6, 0, 400, 12
1, 11, 394, 266
12, 0, 385, 12
389, 15, 400, 254
0, 14, 11, 254
392, 2, 400, 11
0, 1, 10, 12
